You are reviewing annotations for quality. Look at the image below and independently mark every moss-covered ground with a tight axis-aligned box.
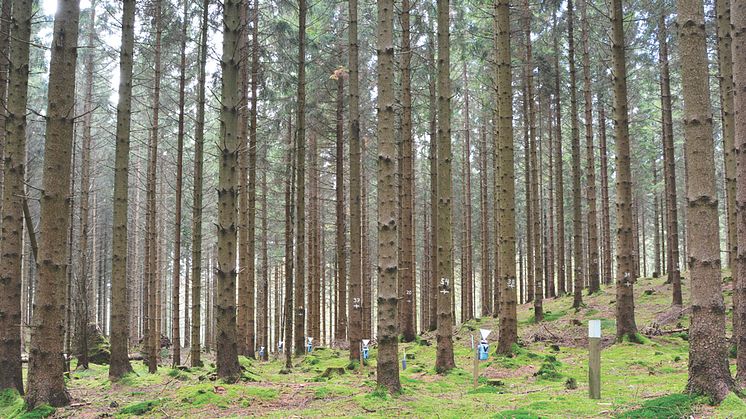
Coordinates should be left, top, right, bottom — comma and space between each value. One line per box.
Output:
4, 274, 746, 417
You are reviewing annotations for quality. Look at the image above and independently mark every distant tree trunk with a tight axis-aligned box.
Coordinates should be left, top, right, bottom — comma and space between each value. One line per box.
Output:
552, 5, 566, 297
496, 0, 517, 354
334, 71, 347, 343
25, 0, 80, 408
75, 3, 97, 371
171, 0, 188, 368
294, 0, 307, 357
215, 0, 242, 381
423, 208, 431, 327
283, 116, 295, 369
375, 0, 401, 393
716, 0, 737, 271
653, 164, 661, 278
547, 99, 556, 299
479, 125, 491, 316
362, 141, 372, 339
347, 0, 362, 360
144, 0, 163, 375
0, 0, 32, 395
678, 0, 735, 401
428, 31, 439, 332
109, 0, 136, 381
732, 0, 746, 385
524, 0, 542, 321
308, 133, 320, 343
399, 0, 416, 341
190, 0, 209, 368
259, 148, 269, 360
247, 0, 260, 357
567, 0, 584, 309
610, 0, 637, 340
598, 94, 613, 286
581, 0, 599, 294
522, 77, 533, 305
435, 0, 455, 374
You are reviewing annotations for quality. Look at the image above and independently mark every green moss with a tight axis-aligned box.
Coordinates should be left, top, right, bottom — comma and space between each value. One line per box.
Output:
118, 399, 161, 416
618, 394, 706, 418
0, 389, 52, 419
715, 393, 746, 417
535, 356, 563, 381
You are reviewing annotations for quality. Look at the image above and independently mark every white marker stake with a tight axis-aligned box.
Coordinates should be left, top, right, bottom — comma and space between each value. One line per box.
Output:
588, 320, 601, 399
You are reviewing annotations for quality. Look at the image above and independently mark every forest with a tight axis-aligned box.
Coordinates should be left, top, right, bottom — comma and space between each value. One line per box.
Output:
0, 0, 745, 416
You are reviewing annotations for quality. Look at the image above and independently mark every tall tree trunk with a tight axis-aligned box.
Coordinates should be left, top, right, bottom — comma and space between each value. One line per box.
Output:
348, 0, 362, 360
678, 0, 735, 401
568, 0, 584, 308
294, 0, 307, 357
552, 5, 566, 297
75, 3, 97, 371
653, 164, 661, 277
259, 148, 268, 360
25, 0, 80, 408
461, 62, 473, 321
109, 0, 136, 380
716, 0, 737, 272
375, 0, 401, 392
283, 116, 295, 369
362, 141, 372, 339
496, 0, 517, 354
145, 0, 162, 374
611, 0, 638, 340
247, 0, 260, 357
581, 0, 599, 294
171, 0, 188, 368
479, 125, 491, 316
237, 0, 250, 357
547, 99, 556, 298
215, 0, 242, 381
435, 0, 455, 373
428, 31, 439, 332
523, 77, 533, 305
732, 0, 746, 385
399, 0, 416, 341
308, 133, 320, 343
190, 0, 210, 368
0, 0, 32, 394
0, 0, 10, 203
334, 71, 347, 343
598, 94, 613, 286
524, 0, 542, 321
423, 208, 431, 328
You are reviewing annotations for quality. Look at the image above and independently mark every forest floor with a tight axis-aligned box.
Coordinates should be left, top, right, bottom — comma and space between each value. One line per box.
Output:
4, 274, 746, 418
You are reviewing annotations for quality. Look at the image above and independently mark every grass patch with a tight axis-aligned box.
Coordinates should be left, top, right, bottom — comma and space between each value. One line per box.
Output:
119, 399, 161, 416
0, 389, 55, 419
618, 394, 706, 418
493, 409, 540, 418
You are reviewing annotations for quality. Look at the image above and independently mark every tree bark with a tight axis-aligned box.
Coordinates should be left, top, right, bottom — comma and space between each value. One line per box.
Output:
0, 0, 32, 395
25, 0, 80, 408
731, 0, 746, 385
190, 0, 210, 369
678, 0, 735, 401
215, 0, 242, 381
375, 0, 401, 393
598, 94, 613, 287
479, 125, 491, 316
611, 0, 638, 340
334, 71, 347, 343
399, 0, 416, 341
552, 5, 566, 297
283, 116, 295, 369
496, 0, 517, 355
294, 0, 307, 358
568, 0, 584, 308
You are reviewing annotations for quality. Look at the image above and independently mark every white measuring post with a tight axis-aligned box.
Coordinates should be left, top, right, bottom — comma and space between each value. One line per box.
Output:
588, 320, 601, 399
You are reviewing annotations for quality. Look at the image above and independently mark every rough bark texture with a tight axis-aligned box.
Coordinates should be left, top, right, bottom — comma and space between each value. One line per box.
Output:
399, 0, 416, 341
0, 0, 32, 394
25, 0, 80, 408
581, 0, 599, 294
611, 0, 638, 341
732, 0, 746, 385
171, 0, 188, 367
496, 0, 517, 355
237, 0, 251, 358
294, 0, 307, 357
190, 0, 210, 369
553, 5, 566, 297
216, 0, 242, 381
334, 72, 347, 343
598, 95, 613, 287
283, 117, 295, 369
678, 0, 735, 401
247, 0, 260, 358
435, 0, 455, 374
428, 31, 438, 332
717, 0, 737, 272
109, 0, 136, 380
375, 0, 401, 393
479, 126, 491, 317
568, 0, 584, 309
348, 0, 362, 361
